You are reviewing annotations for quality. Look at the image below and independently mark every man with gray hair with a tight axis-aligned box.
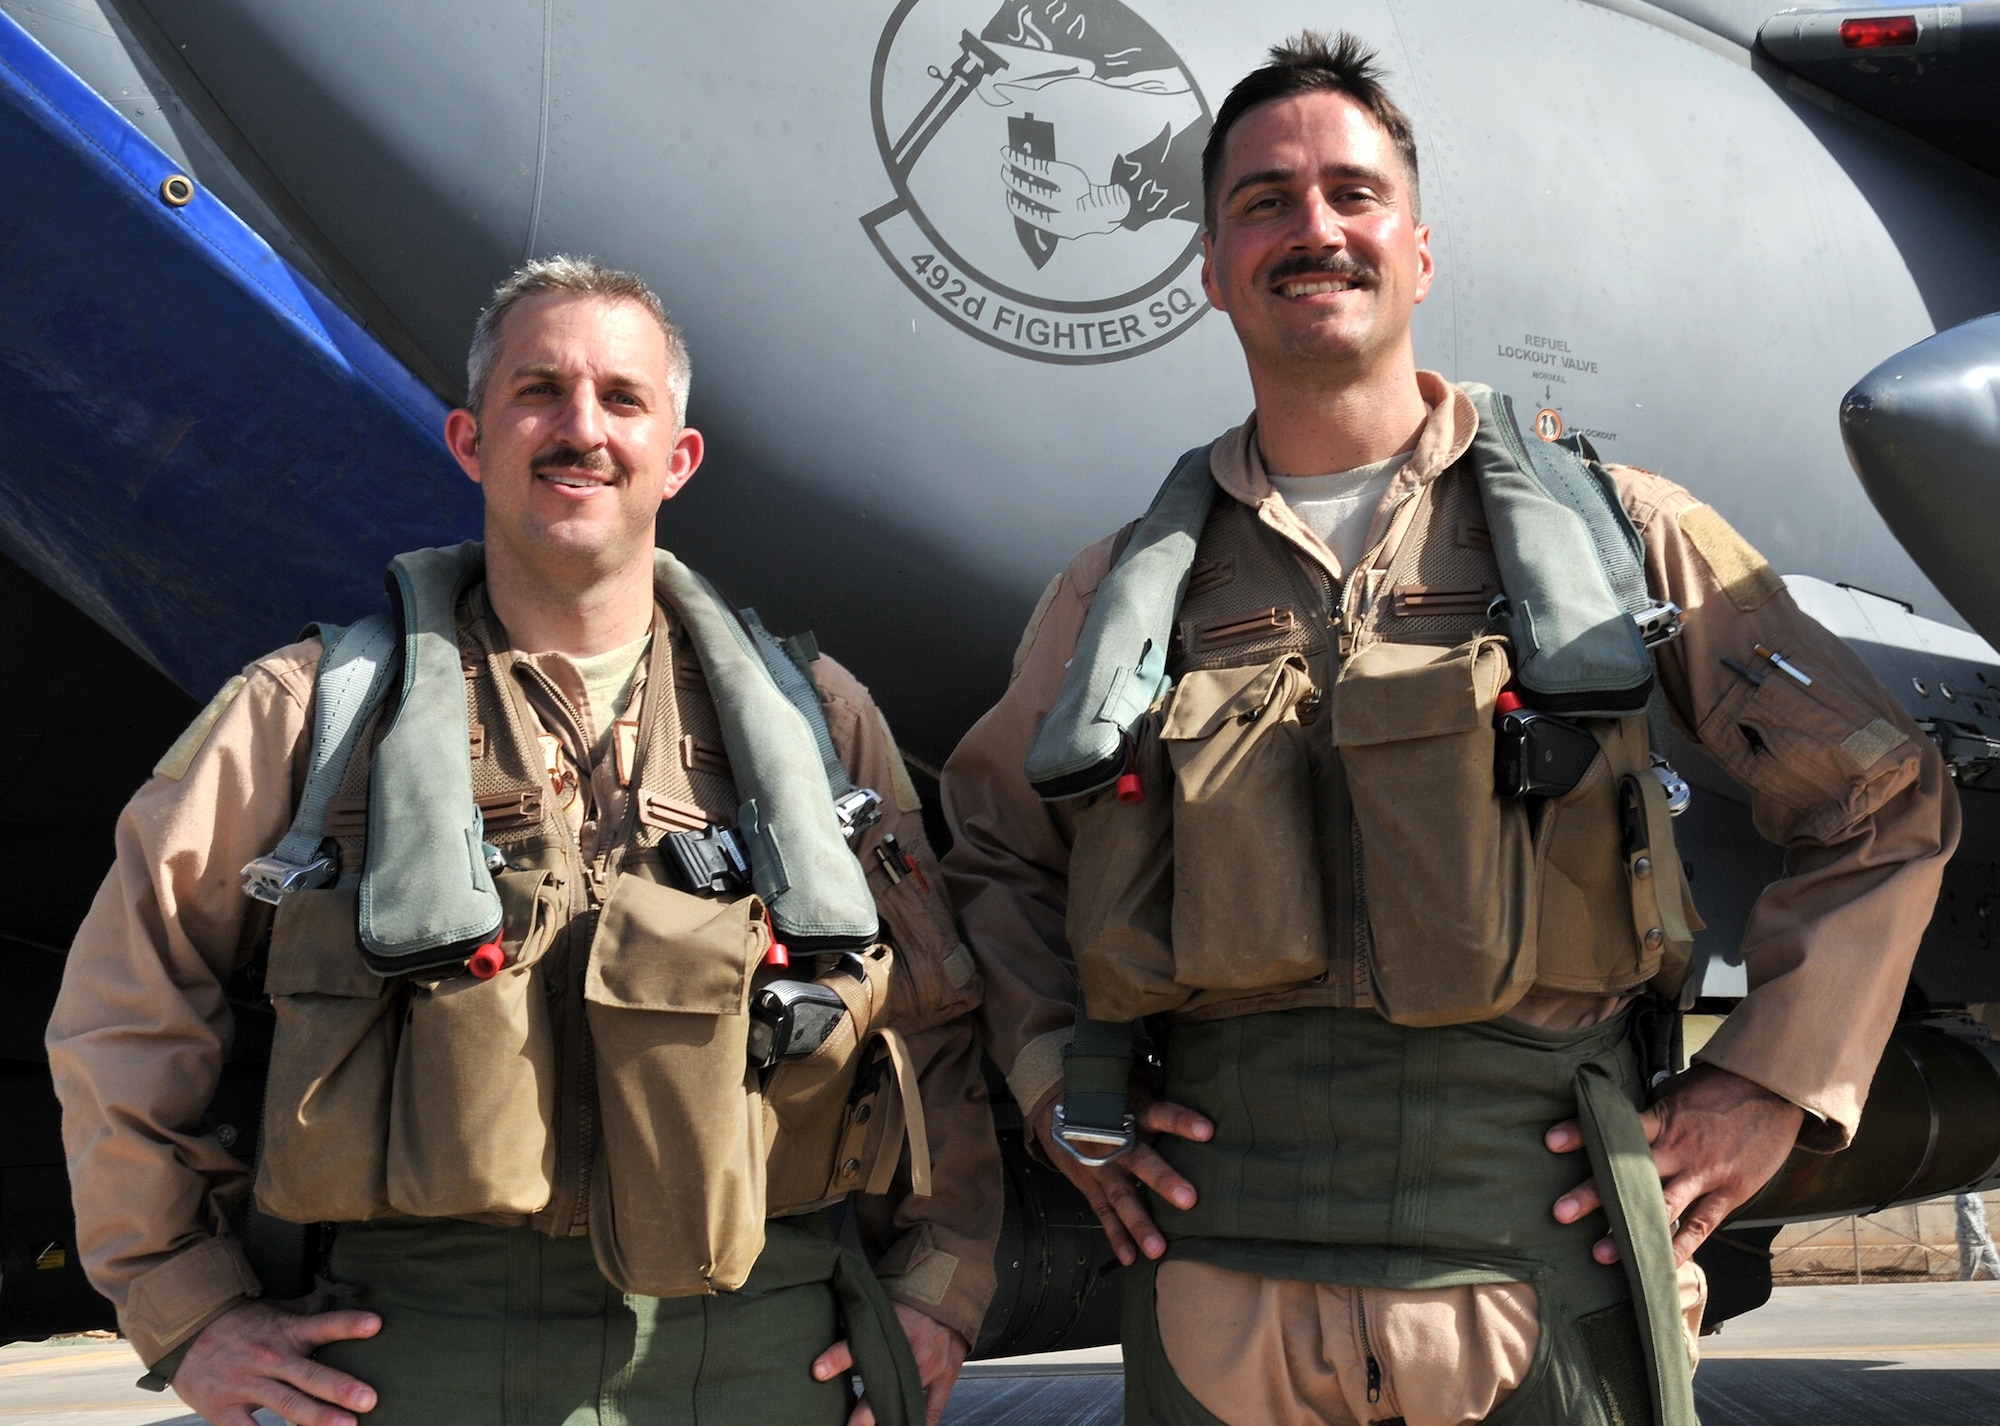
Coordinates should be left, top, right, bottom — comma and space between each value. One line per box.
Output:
48, 257, 1000, 1426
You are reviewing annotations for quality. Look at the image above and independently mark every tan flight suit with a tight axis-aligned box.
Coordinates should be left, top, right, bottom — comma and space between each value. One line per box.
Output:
45, 586, 1001, 1396
941, 374, 1957, 1425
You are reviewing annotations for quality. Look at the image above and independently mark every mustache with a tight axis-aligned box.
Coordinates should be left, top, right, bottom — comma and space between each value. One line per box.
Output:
530, 444, 625, 480
1265, 251, 1376, 286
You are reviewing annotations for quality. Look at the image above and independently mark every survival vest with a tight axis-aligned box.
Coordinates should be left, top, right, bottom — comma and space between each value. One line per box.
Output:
1037, 386, 1701, 1030
246, 543, 924, 1299
1044, 388, 1707, 1426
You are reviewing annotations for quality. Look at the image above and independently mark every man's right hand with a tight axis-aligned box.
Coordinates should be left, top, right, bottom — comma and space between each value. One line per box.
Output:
1033, 1099, 1213, 1265
172, 1298, 381, 1426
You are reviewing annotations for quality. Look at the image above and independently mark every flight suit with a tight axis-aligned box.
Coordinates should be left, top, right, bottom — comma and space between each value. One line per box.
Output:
940, 373, 1957, 1425
46, 572, 1001, 1425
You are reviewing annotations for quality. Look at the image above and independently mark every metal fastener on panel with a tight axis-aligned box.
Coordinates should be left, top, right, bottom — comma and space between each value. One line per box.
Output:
1644, 927, 1664, 950
159, 174, 194, 206
1634, 857, 1653, 880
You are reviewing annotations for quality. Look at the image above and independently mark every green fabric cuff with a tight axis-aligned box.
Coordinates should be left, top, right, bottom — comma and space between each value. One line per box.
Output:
135, 1338, 195, 1392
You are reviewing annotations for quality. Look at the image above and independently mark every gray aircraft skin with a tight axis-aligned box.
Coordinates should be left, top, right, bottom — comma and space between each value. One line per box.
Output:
5, 0, 2000, 1364
13, 0, 1997, 762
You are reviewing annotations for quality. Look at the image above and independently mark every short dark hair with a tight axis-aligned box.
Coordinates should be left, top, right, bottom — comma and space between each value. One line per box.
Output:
466, 256, 690, 423
1201, 31, 1421, 235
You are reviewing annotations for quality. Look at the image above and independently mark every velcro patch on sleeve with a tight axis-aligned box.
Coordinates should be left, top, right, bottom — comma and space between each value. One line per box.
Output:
1679, 504, 1785, 612
1841, 717, 1910, 772
153, 676, 248, 781
1005, 1026, 1071, 1123
874, 1225, 959, 1309
881, 1248, 959, 1308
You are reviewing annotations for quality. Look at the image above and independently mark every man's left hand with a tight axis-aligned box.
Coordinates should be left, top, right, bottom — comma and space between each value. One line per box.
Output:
812, 1303, 970, 1426
1545, 1062, 1804, 1266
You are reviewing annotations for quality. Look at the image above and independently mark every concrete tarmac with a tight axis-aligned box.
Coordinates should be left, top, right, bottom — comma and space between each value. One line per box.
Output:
3, 1282, 1995, 1424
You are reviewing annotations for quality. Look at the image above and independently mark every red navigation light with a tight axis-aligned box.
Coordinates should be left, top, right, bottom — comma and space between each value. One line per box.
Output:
1840, 15, 1919, 47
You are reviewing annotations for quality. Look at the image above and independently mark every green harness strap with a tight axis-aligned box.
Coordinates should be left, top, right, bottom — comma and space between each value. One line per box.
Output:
1574, 1062, 1698, 1426
1053, 1016, 1140, 1163
825, 1236, 928, 1426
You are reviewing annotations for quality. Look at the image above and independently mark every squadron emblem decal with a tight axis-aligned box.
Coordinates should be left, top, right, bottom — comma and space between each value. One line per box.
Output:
863, 0, 1212, 364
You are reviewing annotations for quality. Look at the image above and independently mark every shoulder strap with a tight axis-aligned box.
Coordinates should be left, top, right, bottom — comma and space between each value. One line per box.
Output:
1024, 443, 1217, 800
241, 614, 399, 904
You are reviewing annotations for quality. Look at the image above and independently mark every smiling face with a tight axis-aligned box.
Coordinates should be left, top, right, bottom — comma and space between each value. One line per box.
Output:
444, 292, 701, 583
1201, 90, 1433, 381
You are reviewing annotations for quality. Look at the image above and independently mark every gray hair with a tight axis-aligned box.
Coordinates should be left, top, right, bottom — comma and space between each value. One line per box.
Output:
465, 255, 691, 424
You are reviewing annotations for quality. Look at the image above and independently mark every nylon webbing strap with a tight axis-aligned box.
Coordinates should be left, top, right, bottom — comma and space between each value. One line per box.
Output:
1572, 1062, 1699, 1426
1063, 1015, 1136, 1133
867, 1028, 933, 1199
739, 607, 853, 799
269, 614, 398, 871
826, 1241, 928, 1426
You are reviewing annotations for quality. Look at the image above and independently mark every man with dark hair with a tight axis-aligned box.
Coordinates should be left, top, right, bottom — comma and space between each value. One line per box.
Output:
942, 30, 1954, 1425
1197, 30, 1422, 231
49, 257, 1000, 1426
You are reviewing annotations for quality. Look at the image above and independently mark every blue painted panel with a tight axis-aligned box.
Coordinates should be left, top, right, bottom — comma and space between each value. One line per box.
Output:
0, 8, 474, 697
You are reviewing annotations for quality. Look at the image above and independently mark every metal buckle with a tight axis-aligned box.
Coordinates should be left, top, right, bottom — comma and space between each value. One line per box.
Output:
666, 826, 752, 895
834, 786, 884, 842
240, 854, 335, 905
1051, 1103, 1138, 1167
1635, 601, 1685, 648
1649, 755, 1692, 817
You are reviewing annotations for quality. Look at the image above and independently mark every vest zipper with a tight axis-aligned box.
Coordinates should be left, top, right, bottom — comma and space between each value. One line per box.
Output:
1299, 557, 1361, 1004
1325, 492, 1416, 1002
1355, 1289, 1383, 1404
1335, 489, 1416, 649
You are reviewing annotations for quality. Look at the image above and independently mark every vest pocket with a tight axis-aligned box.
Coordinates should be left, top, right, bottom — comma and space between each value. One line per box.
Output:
1162, 655, 1328, 990
1531, 719, 1699, 996
1530, 723, 1647, 994
258, 884, 398, 1223
764, 945, 906, 1210
1334, 635, 1537, 1026
384, 867, 561, 1218
1068, 711, 1187, 1020
584, 874, 772, 1297
874, 847, 984, 1034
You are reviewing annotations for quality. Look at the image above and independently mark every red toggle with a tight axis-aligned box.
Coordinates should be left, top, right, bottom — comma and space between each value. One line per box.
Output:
1494, 689, 1525, 716
467, 939, 506, 980
762, 910, 790, 968
1115, 737, 1145, 803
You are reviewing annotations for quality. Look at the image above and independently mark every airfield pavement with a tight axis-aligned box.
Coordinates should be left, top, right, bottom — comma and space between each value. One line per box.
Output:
2, 1280, 1996, 1425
